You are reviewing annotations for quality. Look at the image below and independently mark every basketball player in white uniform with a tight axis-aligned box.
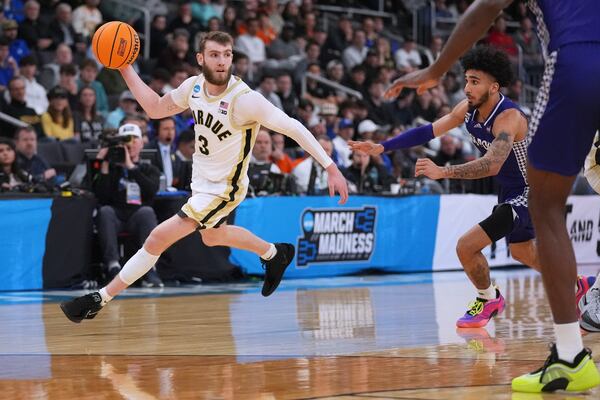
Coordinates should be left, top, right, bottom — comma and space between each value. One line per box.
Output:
61, 31, 348, 323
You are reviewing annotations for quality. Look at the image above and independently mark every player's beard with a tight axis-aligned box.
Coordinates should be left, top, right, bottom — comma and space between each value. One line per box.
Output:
203, 65, 233, 86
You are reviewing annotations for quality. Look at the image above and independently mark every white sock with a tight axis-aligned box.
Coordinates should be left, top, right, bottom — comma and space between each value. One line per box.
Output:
261, 243, 277, 260
477, 284, 497, 300
554, 322, 584, 363
118, 248, 160, 285
98, 287, 113, 306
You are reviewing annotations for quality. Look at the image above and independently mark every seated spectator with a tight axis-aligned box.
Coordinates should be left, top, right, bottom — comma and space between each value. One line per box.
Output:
276, 72, 298, 117
513, 16, 543, 69
168, 3, 200, 49
74, 86, 104, 143
106, 91, 138, 129
221, 5, 239, 36
78, 58, 109, 116
333, 118, 354, 169
19, 55, 47, 115
149, 14, 169, 60
38, 43, 72, 90
0, 137, 31, 191
431, 135, 467, 193
292, 135, 333, 194
325, 59, 347, 103
18, 0, 52, 52
145, 117, 177, 188
375, 37, 395, 70
162, 66, 189, 93
322, 15, 352, 65
191, 0, 219, 28
46, 2, 83, 51
14, 125, 55, 183
365, 81, 394, 126
233, 51, 255, 88
386, 89, 415, 128
58, 64, 78, 110
172, 128, 194, 190
304, 62, 335, 107
72, 0, 102, 39
343, 150, 392, 194
156, 29, 196, 74
267, 22, 300, 60
3, 19, 30, 63
256, 74, 283, 110
342, 29, 368, 70
235, 17, 266, 68
343, 65, 368, 98
485, 15, 518, 59
148, 68, 170, 96
0, 37, 19, 91
0, 76, 41, 138
271, 132, 300, 173
91, 123, 162, 287
421, 35, 444, 68
394, 37, 422, 74
363, 49, 382, 85
319, 102, 339, 140
264, 0, 284, 35
41, 86, 75, 140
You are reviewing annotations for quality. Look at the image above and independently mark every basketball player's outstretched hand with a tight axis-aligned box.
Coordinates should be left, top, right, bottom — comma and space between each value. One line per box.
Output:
415, 158, 445, 180
384, 66, 441, 100
348, 140, 384, 156
326, 164, 349, 205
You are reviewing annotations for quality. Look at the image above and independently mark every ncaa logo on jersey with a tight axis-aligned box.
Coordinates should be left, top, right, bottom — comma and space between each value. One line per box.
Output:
296, 206, 376, 267
193, 84, 201, 93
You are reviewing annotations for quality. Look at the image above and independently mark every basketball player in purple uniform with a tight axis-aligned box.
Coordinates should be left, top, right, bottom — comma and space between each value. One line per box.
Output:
380, 0, 600, 393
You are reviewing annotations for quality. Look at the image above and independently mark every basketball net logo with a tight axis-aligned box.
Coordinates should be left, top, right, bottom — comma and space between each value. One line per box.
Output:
297, 206, 377, 267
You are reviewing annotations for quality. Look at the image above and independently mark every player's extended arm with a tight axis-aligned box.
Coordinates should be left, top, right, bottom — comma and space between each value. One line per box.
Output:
418, 109, 523, 179
235, 91, 348, 204
120, 66, 186, 119
384, 0, 512, 99
349, 100, 467, 155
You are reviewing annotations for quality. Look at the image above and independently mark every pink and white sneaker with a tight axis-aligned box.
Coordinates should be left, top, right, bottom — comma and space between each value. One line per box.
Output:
456, 288, 505, 328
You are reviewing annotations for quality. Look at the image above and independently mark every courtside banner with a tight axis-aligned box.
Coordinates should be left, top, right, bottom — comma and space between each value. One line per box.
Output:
565, 195, 600, 264
231, 195, 440, 277
432, 194, 515, 271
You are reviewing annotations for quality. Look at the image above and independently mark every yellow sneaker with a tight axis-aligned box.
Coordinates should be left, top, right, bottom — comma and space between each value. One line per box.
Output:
512, 344, 600, 393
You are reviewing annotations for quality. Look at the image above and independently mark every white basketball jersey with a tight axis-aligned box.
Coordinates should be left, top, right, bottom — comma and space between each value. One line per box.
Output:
178, 74, 260, 193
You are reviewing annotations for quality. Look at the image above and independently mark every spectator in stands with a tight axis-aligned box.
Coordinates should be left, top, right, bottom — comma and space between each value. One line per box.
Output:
292, 135, 333, 194
411, 89, 439, 122
248, 130, 283, 195
333, 118, 354, 169
357, 119, 379, 142
322, 15, 352, 65
342, 29, 368, 70
72, 0, 102, 39
264, 0, 284, 35
175, 128, 194, 162
343, 150, 391, 194
362, 17, 378, 48
0, 37, 18, 91
221, 5, 239, 36
235, 17, 266, 68
256, 74, 283, 110
251, 12, 276, 45
304, 62, 335, 107
442, 71, 465, 107
3, 19, 30, 63
157, 29, 196, 75
365, 81, 394, 126
281, 0, 302, 27
58, 64, 78, 110
206, 16, 222, 33
271, 131, 299, 173
162, 66, 189, 93
296, 98, 318, 129
0, 137, 31, 191
276, 72, 298, 117
485, 15, 518, 59
319, 102, 339, 140
168, 3, 200, 47
191, 0, 219, 28
431, 135, 467, 193
146, 117, 176, 188
149, 15, 169, 60
39, 43, 72, 90
267, 22, 300, 60
74, 86, 103, 143
19, 55, 46, 115
41, 86, 74, 140
14, 125, 55, 182
106, 91, 138, 129
343, 65, 368, 97
394, 36, 422, 74
363, 49, 382, 85
148, 68, 170, 96
387, 89, 415, 128
18, 0, 51, 52
324, 59, 347, 103
78, 58, 108, 116
375, 37, 395, 70
233, 51, 254, 88
296, 11, 317, 41
92, 123, 162, 287
293, 39, 321, 85
422, 35, 444, 68
513, 16, 543, 69
46, 3, 83, 52
0, 76, 41, 138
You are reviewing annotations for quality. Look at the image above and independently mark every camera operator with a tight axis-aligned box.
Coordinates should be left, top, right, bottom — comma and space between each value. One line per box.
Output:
92, 123, 163, 287
247, 129, 284, 196
0, 137, 31, 192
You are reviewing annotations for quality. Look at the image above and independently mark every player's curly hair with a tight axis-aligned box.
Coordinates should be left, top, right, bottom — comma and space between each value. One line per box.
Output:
460, 46, 513, 88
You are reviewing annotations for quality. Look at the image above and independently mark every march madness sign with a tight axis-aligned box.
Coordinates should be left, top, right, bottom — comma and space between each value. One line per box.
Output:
297, 206, 377, 267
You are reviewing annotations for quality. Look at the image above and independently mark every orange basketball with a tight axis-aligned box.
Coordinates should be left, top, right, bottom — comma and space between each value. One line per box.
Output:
91, 21, 140, 69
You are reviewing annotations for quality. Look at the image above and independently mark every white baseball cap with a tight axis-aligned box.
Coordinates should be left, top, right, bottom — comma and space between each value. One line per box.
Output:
358, 119, 379, 134
117, 123, 142, 139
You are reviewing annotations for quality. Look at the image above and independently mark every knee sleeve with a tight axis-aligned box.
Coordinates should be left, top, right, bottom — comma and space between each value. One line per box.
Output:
478, 203, 515, 242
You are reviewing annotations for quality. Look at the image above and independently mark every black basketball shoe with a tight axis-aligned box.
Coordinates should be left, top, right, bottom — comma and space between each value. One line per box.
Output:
261, 243, 295, 297
60, 292, 104, 323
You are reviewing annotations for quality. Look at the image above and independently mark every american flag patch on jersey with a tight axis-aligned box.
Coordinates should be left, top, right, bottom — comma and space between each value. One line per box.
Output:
219, 101, 229, 115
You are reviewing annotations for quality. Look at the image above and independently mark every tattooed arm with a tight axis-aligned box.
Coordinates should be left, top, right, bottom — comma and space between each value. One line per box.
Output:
415, 108, 527, 180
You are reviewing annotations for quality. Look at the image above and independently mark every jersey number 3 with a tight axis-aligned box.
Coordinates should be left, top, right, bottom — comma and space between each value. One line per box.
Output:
197, 133, 209, 155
